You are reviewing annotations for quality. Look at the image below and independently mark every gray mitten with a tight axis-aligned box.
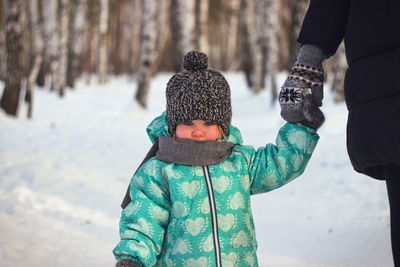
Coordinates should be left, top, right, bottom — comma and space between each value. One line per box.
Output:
116, 259, 142, 267
300, 94, 325, 130
280, 44, 326, 129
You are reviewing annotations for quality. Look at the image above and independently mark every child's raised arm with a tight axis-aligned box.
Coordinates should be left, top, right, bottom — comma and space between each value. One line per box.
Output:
240, 123, 319, 194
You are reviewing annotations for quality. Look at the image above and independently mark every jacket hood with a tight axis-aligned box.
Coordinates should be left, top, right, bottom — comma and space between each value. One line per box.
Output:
146, 112, 243, 145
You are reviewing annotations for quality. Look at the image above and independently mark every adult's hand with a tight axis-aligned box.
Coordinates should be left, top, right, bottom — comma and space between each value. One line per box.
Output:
279, 44, 326, 129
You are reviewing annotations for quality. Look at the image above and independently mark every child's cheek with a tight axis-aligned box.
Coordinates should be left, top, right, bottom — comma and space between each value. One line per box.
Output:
206, 126, 222, 140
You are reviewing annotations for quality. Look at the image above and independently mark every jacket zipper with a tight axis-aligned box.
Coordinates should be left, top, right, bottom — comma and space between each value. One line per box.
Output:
203, 166, 222, 267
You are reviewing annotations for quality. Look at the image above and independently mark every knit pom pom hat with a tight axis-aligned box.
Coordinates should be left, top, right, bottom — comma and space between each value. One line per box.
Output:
166, 51, 232, 135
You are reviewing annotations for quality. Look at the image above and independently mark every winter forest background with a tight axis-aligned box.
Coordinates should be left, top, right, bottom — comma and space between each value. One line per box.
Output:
0, 0, 393, 267
0, 0, 347, 116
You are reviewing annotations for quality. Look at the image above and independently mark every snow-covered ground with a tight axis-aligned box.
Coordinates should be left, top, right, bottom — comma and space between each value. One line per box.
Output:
0, 73, 393, 267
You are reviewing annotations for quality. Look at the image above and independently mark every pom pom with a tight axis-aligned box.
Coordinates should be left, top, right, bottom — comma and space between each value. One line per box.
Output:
182, 51, 208, 71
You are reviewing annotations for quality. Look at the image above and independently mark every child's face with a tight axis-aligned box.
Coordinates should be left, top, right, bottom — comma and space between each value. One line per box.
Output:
175, 120, 222, 141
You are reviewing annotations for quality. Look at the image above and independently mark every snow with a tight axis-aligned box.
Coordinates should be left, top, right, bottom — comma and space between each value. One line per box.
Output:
0, 73, 393, 267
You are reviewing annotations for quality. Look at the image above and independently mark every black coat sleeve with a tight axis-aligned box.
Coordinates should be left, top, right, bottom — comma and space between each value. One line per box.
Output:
298, 0, 351, 57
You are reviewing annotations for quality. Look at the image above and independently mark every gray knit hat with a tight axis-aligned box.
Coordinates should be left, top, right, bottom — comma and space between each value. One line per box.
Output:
166, 51, 232, 135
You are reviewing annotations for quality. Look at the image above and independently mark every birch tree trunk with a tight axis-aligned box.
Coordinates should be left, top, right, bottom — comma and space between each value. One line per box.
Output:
41, 0, 58, 90
330, 42, 347, 102
265, 0, 279, 102
98, 0, 109, 84
82, 1, 100, 83
119, 0, 140, 75
194, 0, 209, 53
109, 0, 123, 75
276, 0, 290, 71
286, 0, 309, 70
170, 0, 204, 70
0, 6, 6, 81
253, 0, 268, 92
52, 0, 69, 97
152, 0, 170, 75
26, 0, 44, 118
179, 0, 196, 53
126, 0, 142, 74
239, 0, 256, 89
0, 0, 24, 116
119, 0, 144, 75
135, 0, 158, 108
169, 0, 184, 72
67, 0, 87, 88
225, 0, 241, 70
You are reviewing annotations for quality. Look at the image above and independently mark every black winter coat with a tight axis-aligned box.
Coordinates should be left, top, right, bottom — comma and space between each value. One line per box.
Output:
298, 0, 400, 179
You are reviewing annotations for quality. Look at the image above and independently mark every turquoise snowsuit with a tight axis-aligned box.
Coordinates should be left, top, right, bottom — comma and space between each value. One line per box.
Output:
113, 112, 319, 267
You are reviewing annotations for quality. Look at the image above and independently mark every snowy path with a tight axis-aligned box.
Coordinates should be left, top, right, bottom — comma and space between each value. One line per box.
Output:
0, 74, 392, 267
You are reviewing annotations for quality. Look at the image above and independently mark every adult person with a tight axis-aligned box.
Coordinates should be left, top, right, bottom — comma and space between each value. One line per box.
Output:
279, 0, 400, 266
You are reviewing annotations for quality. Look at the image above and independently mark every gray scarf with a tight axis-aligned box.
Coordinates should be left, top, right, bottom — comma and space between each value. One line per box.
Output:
156, 136, 234, 166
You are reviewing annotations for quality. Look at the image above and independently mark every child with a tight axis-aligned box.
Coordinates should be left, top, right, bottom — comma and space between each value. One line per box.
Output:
113, 51, 322, 267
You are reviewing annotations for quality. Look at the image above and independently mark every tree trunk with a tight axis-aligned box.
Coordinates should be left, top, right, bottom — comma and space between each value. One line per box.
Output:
67, 0, 87, 88
26, 0, 44, 118
208, 0, 229, 70
135, 0, 158, 108
0, 0, 24, 116
169, 0, 208, 69
330, 42, 347, 102
118, 0, 136, 75
126, 0, 142, 74
52, 0, 69, 97
0, 1, 6, 82
276, 0, 290, 71
109, 0, 123, 75
225, 0, 241, 70
116, 0, 143, 76
98, 0, 109, 84
178, 0, 196, 53
194, 0, 209, 53
41, 0, 58, 91
169, 0, 184, 72
265, 0, 279, 102
286, 0, 309, 70
253, 0, 268, 92
82, 1, 100, 83
153, 0, 170, 74
239, 0, 256, 89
